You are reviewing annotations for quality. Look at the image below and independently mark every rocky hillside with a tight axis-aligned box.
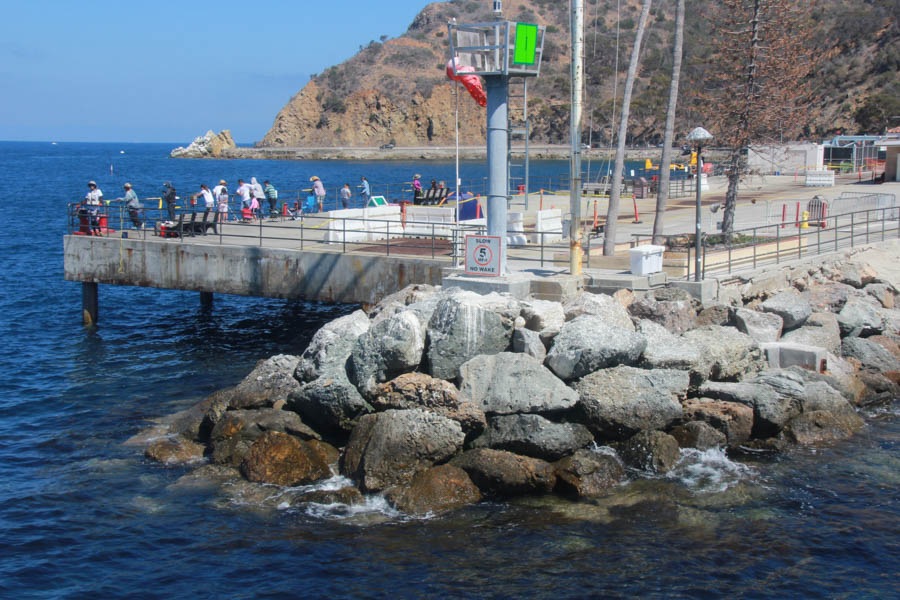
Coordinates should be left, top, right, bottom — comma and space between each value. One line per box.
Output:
259, 0, 900, 148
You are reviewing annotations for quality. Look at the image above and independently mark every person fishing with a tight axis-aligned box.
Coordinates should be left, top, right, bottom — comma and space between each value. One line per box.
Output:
162, 181, 177, 221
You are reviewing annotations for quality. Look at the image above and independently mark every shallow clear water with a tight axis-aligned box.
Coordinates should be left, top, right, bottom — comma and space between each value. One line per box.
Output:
0, 141, 898, 598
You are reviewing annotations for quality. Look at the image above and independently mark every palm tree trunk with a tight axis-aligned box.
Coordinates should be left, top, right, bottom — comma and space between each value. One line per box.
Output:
603, 0, 653, 256
651, 0, 684, 245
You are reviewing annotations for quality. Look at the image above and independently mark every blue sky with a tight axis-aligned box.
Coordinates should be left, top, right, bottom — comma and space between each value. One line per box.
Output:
0, 0, 433, 143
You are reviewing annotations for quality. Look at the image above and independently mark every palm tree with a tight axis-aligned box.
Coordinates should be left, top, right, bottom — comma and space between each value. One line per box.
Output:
651, 0, 685, 245
603, 0, 653, 256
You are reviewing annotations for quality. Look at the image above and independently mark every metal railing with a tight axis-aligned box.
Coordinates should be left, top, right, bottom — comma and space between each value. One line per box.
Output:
631, 205, 900, 280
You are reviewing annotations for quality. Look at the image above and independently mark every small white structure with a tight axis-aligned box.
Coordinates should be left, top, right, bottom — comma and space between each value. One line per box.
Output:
629, 245, 665, 275
530, 209, 563, 244
804, 170, 835, 187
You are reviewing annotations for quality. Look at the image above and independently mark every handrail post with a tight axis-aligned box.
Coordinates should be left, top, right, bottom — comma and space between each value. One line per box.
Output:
432, 223, 436, 259
851, 212, 855, 248
300, 214, 304, 249
343, 217, 347, 253
386, 220, 390, 256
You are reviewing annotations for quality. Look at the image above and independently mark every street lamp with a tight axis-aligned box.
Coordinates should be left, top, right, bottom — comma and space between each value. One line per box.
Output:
687, 126, 713, 282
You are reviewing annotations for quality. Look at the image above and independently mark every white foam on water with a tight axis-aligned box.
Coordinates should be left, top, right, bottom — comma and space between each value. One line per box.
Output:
302, 494, 404, 521
588, 442, 623, 462
667, 447, 756, 493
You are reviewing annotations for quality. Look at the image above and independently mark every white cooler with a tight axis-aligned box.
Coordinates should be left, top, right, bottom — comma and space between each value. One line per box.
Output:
629, 244, 665, 275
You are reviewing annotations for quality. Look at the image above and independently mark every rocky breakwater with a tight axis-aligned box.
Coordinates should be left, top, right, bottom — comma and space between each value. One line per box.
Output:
135, 255, 900, 516
169, 129, 236, 158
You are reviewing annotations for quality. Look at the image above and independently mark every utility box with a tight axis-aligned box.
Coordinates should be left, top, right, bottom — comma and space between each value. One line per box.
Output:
629, 244, 665, 275
633, 177, 649, 199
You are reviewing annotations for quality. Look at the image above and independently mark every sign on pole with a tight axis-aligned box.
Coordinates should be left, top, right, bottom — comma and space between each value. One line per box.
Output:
464, 235, 502, 276
513, 23, 538, 65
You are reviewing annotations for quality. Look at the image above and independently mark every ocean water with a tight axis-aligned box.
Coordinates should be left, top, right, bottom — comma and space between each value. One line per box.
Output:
1, 141, 898, 598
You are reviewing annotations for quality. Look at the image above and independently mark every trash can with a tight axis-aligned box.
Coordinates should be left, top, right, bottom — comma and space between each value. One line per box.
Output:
633, 177, 649, 199
629, 244, 665, 275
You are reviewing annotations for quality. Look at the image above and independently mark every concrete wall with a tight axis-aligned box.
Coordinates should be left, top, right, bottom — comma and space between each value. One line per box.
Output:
63, 236, 445, 305
747, 144, 822, 174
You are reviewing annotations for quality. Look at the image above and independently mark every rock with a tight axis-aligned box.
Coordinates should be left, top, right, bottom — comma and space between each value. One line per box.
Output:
545, 315, 647, 381
341, 409, 464, 492
470, 414, 594, 461
384, 465, 482, 515
458, 352, 578, 415
347, 309, 426, 397
144, 436, 205, 465
208, 408, 321, 466
628, 294, 697, 334
781, 312, 842, 354
784, 364, 860, 406
781, 410, 864, 445
425, 295, 512, 381
836, 300, 884, 337
669, 421, 727, 450
613, 289, 635, 309
800, 282, 856, 313
574, 366, 688, 440
857, 371, 900, 406
562, 292, 635, 331
169, 129, 236, 158
876, 307, 900, 335
696, 304, 733, 327
864, 283, 895, 309
449, 449, 556, 497
822, 353, 867, 405
799, 380, 857, 416
866, 335, 900, 361
653, 287, 696, 303
760, 290, 812, 330
512, 327, 547, 362
520, 299, 565, 340
286, 374, 372, 439
229, 354, 302, 410
296, 487, 364, 506
168, 388, 231, 442
680, 398, 754, 447
620, 431, 681, 474
295, 310, 371, 382
699, 369, 806, 438
740, 271, 789, 301
637, 320, 703, 371
837, 261, 878, 289
371, 373, 486, 436
734, 308, 783, 343
553, 449, 625, 499
682, 326, 766, 382
841, 337, 900, 372
240, 431, 332, 486
367, 283, 437, 324
169, 464, 242, 491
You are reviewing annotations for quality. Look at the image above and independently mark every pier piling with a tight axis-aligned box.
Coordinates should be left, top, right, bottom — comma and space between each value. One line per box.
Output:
82, 282, 98, 326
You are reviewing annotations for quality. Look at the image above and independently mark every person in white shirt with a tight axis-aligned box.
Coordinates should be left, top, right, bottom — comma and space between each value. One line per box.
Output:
236, 179, 252, 209
195, 184, 215, 232
84, 180, 103, 235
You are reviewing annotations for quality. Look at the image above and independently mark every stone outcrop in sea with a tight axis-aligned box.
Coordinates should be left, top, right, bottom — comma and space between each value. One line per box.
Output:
169, 129, 236, 158
134, 252, 900, 517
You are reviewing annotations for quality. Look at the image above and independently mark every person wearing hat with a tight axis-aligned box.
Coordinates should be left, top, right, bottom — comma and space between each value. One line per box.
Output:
310, 176, 326, 212
412, 174, 423, 204
122, 183, 143, 229
84, 181, 103, 235
162, 181, 177, 221
212, 179, 227, 204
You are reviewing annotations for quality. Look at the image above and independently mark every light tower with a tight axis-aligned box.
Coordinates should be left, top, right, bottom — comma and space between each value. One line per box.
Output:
448, 11, 544, 276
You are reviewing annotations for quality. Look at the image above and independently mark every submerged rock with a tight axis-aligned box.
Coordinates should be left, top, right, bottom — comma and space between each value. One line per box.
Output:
385, 465, 482, 515
144, 436, 205, 465
450, 448, 556, 497
240, 431, 332, 486
781, 410, 865, 445
620, 431, 681, 474
545, 315, 647, 381
553, 449, 625, 499
167, 388, 232, 443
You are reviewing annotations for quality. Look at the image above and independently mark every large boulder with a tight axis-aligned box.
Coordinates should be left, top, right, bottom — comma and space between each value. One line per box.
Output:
229, 354, 302, 410
449, 449, 556, 497
286, 373, 372, 439
696, 304, 733, 328
520, 299, 565, 342
240, 431, 332, 486
734, 308, 783, 343
699, 369, 806, 438
341, 409, 465, 492
295, 310, 371, 382
545, 315, 647, 381
562, 292, 634, 331
836, 300, 884, 338
781, 411, 864, 445
511, 327, 547, 362
837, 261, 878, 289
458, 352, 578, 415
347, 310, 426, 398
367, 283, 437, 324
425, 295, 513, 381
384, 465, 482, 515
168, 388, 232, 443
800, 282, 857, 313
371, 373, 486, 436
799, 380, 858, 416
864, 283, 895, 309
208, 408, 320, 466
637, 320, 703, 371
681, 326, 766, 382
553, 449, 625, 499
841, 337, 900, 372
680, 398, 754, 447
669, 421, 727, 450
574, 366, 688, 440
470, 414, 594, 461
619, 431, 681, 474
628, 293, 697, 334
760, 290, 812, 330
144, 436, 205, 465
781, 312, 842, 354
